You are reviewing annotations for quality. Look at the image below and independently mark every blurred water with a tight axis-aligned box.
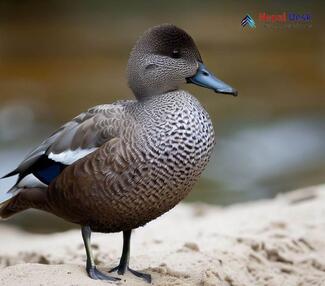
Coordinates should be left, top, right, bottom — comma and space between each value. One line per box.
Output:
190, 116, 325, 204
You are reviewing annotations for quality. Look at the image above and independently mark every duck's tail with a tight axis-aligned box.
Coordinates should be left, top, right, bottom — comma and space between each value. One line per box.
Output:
1, 170, 50, 219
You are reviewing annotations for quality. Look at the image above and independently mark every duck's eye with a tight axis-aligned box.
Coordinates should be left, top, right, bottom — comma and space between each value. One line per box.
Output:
171, 50, 181, 59
145, 64, 158, 70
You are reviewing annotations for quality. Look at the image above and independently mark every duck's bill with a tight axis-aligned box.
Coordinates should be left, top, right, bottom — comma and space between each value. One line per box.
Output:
187, 63, 238, 96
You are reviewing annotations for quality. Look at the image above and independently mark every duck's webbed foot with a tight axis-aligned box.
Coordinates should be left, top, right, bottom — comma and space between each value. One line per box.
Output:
87, 266, 120, 281
109, 265, 152, 283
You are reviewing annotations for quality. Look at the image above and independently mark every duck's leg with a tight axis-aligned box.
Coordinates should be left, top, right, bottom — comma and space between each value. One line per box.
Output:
109, 230, 152, 283
81, 226, 120, 281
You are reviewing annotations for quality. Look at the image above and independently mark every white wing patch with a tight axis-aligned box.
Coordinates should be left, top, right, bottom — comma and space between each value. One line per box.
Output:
48, 148, 98, 165
17, 174, 48, 188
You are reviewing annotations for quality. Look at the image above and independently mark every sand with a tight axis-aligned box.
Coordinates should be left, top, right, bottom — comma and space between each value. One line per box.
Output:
0, 185, 325, 286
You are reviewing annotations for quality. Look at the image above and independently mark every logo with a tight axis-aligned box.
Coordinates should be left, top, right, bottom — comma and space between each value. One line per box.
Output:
259, 12, 312, 23
259, 12, 312, 28
241, 15, 256, 28
241, 12, 312, 29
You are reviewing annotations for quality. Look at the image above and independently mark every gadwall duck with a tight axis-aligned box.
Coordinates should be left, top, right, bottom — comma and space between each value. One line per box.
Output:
0, 24, 237, 283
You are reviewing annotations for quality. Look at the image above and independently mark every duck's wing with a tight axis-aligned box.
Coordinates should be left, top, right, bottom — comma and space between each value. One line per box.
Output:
2, 104, 126, 189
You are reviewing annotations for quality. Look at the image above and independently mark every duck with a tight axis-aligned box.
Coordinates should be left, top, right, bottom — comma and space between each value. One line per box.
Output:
0, 24, 237, 283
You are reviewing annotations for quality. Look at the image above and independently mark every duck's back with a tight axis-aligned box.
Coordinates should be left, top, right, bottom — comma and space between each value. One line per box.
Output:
45, 90, 214, 232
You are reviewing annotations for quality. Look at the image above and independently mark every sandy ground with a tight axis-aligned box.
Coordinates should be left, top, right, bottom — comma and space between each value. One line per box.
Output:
0, 185, 325, 286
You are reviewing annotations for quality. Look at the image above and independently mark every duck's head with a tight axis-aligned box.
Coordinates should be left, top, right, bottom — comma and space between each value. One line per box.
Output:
127, 24, 237, 99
